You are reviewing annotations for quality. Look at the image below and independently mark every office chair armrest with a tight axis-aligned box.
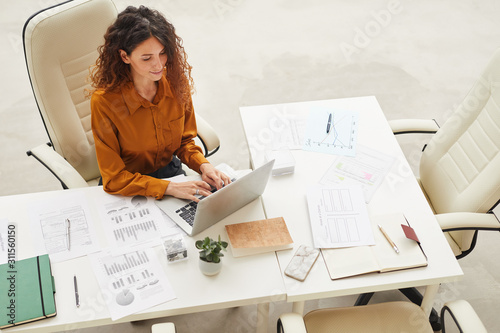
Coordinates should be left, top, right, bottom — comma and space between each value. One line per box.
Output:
436, 212, 500, 232
196, 113, 220, 157
277, 313, 307, 333
27, 143, 89, 189
151, 322, 176, 333
388, 119, 440, 135
441, 300, 487, 333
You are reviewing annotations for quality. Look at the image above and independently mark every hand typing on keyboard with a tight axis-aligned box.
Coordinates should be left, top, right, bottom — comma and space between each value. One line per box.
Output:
198, 179, 235, 199
164, 180, 213, 202
164, 163, 233, 203
200, 163, 232, 191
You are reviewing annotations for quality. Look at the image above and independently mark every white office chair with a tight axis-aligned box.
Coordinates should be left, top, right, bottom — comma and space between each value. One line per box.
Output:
356, 48, 500, 329
389, 49, 500, 258
23, 0, 220, 189
277, 300, 486, 333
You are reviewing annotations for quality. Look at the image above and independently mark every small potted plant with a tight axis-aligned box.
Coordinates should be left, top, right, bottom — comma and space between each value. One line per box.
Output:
195, 235, 228, 276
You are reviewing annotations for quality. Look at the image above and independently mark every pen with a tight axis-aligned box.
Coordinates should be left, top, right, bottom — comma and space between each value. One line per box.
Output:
326, 113, 332, 134
378, 224, 399, 254
66, 218, 71, 251
74, 275, 80, 307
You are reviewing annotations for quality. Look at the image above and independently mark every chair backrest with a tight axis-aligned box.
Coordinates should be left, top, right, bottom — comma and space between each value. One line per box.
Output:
23, 0, 118, 182
420, 49, 500, 215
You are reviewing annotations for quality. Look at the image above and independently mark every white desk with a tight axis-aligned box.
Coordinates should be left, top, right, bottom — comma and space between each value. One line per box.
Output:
1, 186, 285, 332
240, 96, 463, 316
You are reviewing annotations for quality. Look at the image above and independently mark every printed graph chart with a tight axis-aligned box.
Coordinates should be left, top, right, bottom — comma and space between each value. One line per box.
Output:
303, 108, 359, 156
112, 220, 158, 243
102, 250, 150, 276
98, 250, 160, 306
105, 199, 160, 245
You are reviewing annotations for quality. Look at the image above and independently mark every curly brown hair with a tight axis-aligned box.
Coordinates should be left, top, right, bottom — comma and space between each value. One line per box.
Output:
89, 5, 194, 105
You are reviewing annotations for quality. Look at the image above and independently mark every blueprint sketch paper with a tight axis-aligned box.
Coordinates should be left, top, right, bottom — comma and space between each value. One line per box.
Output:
306, 184, 374, 248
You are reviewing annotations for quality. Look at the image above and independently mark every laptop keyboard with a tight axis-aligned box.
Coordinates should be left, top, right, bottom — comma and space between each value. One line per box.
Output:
175, 178, 236, 226
176, 201, 198, 226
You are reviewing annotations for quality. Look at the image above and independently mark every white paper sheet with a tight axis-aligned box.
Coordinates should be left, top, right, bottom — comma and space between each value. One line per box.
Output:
88, 247, 176, 321
303, 108, 359, 157
94, 192, 175, 250
319, 145, 395, 202
28, 191, 100, 262
269, 107, 308, 150
306, 184, 374, 248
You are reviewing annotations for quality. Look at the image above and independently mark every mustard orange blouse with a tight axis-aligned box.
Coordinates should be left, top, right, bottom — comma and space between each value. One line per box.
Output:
91, 75, 208, 199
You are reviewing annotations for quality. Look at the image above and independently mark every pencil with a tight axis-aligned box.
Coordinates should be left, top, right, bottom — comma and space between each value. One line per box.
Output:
378, 224, 399, 254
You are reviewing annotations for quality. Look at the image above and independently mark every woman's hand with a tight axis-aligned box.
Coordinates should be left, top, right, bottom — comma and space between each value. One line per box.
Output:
199, 163, 232, 190
164, 180, 212, 202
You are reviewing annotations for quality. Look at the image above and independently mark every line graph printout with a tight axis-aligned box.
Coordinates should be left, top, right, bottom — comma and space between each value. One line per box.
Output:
319, 145, 396, 203
306, 185, 374, 249
303, 108, 359, 156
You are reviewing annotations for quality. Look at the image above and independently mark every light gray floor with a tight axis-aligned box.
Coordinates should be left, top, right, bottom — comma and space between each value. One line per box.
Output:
1, 0, 500, 332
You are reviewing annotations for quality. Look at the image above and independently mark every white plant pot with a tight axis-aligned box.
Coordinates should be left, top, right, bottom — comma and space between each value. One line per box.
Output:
199, 259, 222, 276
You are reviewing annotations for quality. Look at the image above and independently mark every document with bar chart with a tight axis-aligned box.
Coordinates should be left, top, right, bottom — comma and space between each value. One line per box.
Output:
96, 193, 175, 249
89, 247, 175, 320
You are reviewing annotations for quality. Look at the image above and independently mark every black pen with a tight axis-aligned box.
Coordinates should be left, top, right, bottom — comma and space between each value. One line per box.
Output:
326, 113, 332, 134
74, 275, 80, 307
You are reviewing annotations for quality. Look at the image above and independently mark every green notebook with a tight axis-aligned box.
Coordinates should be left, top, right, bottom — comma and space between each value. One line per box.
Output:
0, 254, 56, 329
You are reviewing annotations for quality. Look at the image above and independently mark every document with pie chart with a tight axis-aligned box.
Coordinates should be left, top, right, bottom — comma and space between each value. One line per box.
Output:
89, 247, 175, 320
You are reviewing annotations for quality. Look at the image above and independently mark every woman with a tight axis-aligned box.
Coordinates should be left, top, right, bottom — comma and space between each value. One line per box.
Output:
89, 5, 230, 201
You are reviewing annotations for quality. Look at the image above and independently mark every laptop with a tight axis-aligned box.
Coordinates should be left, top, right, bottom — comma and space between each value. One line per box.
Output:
155, 160, 275, 236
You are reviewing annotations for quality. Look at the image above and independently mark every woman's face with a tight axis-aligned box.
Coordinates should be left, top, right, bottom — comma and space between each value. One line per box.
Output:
119, 36, 167, 86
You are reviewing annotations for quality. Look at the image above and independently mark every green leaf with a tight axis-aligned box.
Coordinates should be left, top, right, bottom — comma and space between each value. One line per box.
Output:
196, 235, 228, 263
